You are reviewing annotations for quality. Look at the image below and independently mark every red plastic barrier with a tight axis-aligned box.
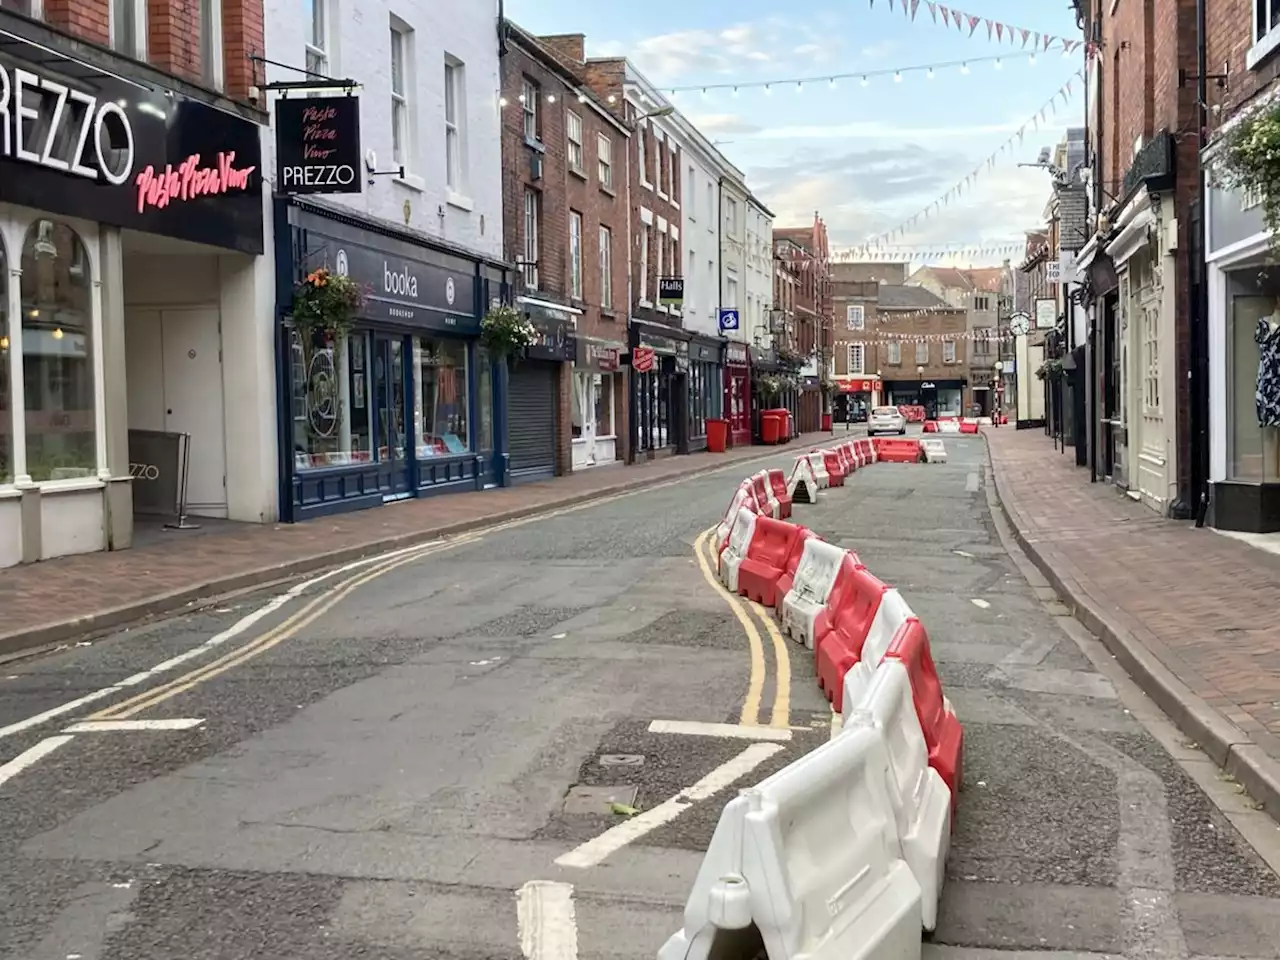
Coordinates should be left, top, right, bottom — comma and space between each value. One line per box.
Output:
855, 439, 873, 466
898, 405, 927, 423
807, 552, 867, 667
816, 565, 889, 711
886, 618, 964, 813
821, 449, 846, 486
774, 528, 818, 600
737, 517, 808, 607
872, 437, 923, 463
766, 469, 793, 520
959, 420, 979, 435
750, 473, 774, 513
922, 421, 938, 433
841, 443, 858, 473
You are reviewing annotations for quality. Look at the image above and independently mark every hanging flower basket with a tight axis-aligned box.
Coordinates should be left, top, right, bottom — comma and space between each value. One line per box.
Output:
480, 305, 538, 360
818, 378, 836, 398
1035, 359, 1065, 381
291, 268, 364, 344
758, 374, 783, 399
776, 345, 806, 372
1217, 102, 1280, 255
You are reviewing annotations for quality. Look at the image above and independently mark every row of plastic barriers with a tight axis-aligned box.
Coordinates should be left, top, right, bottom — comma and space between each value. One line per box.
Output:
660, 436, 962, 960
922, 418, 981, 435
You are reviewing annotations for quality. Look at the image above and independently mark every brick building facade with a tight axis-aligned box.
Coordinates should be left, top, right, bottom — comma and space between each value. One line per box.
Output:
500, 25, 632, 473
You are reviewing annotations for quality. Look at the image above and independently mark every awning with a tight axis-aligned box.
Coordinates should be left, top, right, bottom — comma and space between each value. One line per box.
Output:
517, 296, 582, 323
1104, 188, 1156, 268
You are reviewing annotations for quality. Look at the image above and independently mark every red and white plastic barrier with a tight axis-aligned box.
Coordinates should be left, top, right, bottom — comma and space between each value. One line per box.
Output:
737, 517, 810, 608
788, 455, 823, 503
751, 470, 781, 519
885, 618, 965, 806
766, 468, 793, 520
820, 448, 846, 487
718, 508, 757, 594
779, 538, 850, 649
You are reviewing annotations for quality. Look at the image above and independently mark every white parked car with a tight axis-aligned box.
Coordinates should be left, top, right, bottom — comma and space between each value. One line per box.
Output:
868, 405, 907, 436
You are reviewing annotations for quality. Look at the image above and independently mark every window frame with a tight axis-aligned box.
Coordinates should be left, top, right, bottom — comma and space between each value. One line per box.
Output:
915, 342, 929, 365
847, 343, 865, 375
569, 210, 584, 301
109, 0, 148, 60
887, 341, 902, 365
521, 77, 540, 142
846, 304, 864, 330
943, 339, 957, 364
599, 224, 613, 309
566, 110, 584, 173
1249, 0, 1280, 69
390, 26, 410, 168
522, 188, 540, 290
444, 55, 466, 194
597, 133, 613, 189
198, 0, 224, 89
305, 0, 329, 76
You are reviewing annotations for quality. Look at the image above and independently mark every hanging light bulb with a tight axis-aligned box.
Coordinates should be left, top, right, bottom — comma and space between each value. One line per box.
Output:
1028, 54, 1037, 66
994, 58, 1003, 70
498, 96, 508, 107
893, 71, 903, 83
577, 92, 587, 103
796, 81, 803, 92
860, 75, 869, 87
960, 62, 970, 74
926, 68, 935, 80
732, 86, 739, 96
546, 93, 557, 103
518, 92, 527, 103
52, 327, 64, 340
763, 83, 772, 94
828, 77, 837, 89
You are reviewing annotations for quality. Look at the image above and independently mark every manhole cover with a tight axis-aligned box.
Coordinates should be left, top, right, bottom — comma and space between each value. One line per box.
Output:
599, 754, 645, 767
563, 784, 638, 815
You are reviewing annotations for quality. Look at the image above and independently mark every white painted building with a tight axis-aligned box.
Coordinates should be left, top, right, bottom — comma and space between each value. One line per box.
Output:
744, 195, 775, 346
670, 117, 724, 343
262, 0, 513, 521
262, 0, 503, 260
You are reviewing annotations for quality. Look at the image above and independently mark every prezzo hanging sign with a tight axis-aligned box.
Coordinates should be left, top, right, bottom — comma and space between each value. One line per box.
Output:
0, 39, 265, 254
275, 97, 363, 194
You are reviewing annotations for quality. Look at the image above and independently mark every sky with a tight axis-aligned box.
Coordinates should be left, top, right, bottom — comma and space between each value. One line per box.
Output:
503, 0, 1083, 266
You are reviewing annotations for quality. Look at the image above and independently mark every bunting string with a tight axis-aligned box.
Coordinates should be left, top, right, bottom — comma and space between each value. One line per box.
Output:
869, 0, 1095, 59
853, 69, 1085, 251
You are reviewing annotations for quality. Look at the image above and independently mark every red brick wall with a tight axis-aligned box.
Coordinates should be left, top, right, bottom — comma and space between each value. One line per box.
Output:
34, 0, 262, 101
43, 0, 108, 46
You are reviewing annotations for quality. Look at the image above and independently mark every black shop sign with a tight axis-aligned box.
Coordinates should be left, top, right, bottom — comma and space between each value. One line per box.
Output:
0, 36, 265, 254
297, 228, 479, 333
275, 97, 362, 194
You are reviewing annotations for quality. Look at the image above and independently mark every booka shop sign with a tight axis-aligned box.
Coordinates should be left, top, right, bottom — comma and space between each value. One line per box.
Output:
275, 97, 362, 195
0, 39, 264, 254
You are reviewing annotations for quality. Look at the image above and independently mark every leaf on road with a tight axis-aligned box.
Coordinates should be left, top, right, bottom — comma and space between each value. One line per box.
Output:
609, 802, 640, 817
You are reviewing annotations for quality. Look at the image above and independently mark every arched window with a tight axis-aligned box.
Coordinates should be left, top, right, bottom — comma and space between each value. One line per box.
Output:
0, 234, 10, 484
21, 220, 95, 482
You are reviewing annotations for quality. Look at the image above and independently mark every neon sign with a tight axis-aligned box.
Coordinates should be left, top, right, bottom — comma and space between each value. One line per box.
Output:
134, 152, 257, 212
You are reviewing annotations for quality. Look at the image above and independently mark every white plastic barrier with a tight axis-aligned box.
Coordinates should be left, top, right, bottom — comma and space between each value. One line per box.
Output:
719, 508, 758, 593
715, 487, 757, 552
658, 725, 922, 960
921, 438, 948, 463
845, 661, 951, 933
780, 538, 848, 649
840, 588, 915, 713
788, 456, 822, 503
936, 420, 961, 435
806, 452, 831, 490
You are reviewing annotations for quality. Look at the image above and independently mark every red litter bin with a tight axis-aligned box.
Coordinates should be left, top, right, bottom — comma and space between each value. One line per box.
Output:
706, 418, 729, 453
821, 412, 833, 432
760, 411, 782, 445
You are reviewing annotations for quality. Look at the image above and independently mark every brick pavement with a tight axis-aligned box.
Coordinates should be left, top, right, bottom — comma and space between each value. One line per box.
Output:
0, 434, 830, 657
987, 426, 1280, 819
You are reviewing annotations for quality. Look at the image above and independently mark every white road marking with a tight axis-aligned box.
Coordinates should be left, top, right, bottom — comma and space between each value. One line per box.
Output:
971, 598, 991, 609
555, 742, 783, 869
0, 539, 456, 743
516, 880, 578, 960
0, 735, 74, 788
64, 718, 205, 733
648, 719, 793, 742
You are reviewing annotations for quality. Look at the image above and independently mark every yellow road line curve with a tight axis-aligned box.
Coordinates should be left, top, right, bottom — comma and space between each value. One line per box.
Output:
692, 527, 768, 728
89, 537, 476, 720
748, 598, 792, 729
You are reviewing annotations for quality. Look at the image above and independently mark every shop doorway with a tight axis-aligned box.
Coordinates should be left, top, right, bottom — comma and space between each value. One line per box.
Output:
125, 306, 228, 518
374, 334, 411, 499
509, 361, 558, 480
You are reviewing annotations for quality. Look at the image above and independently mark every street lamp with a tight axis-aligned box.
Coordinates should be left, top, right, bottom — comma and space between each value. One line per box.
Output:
993, 360, 1004, 428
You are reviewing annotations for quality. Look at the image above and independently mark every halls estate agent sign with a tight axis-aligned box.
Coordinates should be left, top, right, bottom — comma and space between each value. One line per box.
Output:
275, 97, 362, 194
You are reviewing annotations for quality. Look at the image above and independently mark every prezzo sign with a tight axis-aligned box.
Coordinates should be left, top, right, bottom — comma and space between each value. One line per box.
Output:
275, 97, 363, 195
0, 41, 265, 254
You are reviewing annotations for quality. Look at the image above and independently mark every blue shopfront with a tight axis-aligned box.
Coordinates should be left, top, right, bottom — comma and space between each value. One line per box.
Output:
275, 199, 512, 520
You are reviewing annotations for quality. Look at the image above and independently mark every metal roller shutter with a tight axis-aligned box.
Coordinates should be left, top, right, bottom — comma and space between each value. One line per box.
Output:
508, 362, 557, 476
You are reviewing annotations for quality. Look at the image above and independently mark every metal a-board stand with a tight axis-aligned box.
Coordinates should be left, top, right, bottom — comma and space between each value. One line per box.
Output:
164, 433, 201, 531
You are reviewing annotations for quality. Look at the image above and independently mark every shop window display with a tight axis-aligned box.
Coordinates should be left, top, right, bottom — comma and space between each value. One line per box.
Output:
415, 336, 469, 456
1229, 283, 1280, 482
21, 220, 96, 482
290, 329, 374, 469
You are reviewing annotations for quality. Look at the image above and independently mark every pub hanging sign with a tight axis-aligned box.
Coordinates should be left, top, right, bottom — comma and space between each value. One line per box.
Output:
274, 96, 363, 195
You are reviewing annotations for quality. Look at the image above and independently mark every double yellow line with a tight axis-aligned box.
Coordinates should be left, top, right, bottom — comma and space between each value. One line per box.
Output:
87, 536, 477, 721
692, 526, 791, 729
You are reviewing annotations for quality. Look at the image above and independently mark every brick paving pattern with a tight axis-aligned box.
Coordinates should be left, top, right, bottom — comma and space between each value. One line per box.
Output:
0, 435, 827, 651
987, 427, 1280, 769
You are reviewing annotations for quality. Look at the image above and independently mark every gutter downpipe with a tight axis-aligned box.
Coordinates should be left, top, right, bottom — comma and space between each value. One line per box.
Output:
626, 102, 638, 465
1191, 0, 1210, 526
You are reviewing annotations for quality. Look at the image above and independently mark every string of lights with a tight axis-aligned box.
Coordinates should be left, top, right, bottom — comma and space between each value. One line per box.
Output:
664, 49, 1051, 96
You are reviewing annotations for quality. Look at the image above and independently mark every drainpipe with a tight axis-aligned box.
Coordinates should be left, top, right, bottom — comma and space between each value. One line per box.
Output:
1190, 0, 1210, 525
625, 105, 637, 465
717, 175, 726, 427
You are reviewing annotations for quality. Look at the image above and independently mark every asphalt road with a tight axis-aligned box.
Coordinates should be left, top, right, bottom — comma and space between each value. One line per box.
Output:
2, 429, 1279, 960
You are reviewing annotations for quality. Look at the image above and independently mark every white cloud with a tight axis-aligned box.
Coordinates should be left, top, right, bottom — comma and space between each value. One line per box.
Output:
682, 113, 765, 136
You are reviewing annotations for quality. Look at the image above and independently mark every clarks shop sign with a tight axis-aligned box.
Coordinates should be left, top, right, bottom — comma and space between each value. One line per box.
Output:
0, 42, 264, 254
303, 233, 478, 333
275, 97, 362, 194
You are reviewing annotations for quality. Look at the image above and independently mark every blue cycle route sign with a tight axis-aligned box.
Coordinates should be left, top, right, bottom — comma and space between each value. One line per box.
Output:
718, 308, 740, 333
